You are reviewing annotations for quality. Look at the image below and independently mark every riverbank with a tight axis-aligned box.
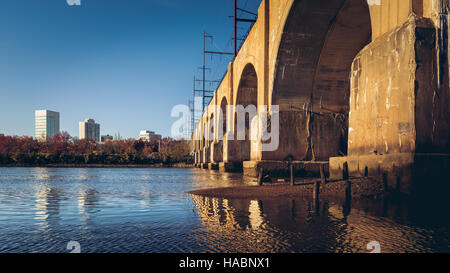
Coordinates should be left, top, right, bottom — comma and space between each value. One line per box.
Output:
0, 163, 194, 168
189, 177, 387, 200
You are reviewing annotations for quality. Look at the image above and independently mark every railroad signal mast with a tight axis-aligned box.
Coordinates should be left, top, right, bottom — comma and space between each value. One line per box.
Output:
190, 1, 258, 135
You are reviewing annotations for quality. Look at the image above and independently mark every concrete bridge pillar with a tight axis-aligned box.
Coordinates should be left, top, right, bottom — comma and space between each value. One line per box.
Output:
203, 145, 211, 164
198, 149, 203, 164
329, 6, 450, 195
220, 133, 244, 172
211, 141, 223, 163
194, 151, 198, 165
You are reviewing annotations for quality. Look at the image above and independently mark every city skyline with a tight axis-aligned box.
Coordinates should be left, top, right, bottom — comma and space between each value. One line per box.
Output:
0, 0, 261, 139
32, 111, 165, 141
32, 110, 165, 141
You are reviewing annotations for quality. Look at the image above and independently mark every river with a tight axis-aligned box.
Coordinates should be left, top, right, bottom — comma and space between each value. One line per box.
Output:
0, 167, 448, 253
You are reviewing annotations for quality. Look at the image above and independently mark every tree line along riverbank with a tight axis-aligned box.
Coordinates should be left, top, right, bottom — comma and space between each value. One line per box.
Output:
0, 133, 193, 167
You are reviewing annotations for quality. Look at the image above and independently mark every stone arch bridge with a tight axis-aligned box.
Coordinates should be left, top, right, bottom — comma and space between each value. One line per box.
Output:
192, 0, 449, 193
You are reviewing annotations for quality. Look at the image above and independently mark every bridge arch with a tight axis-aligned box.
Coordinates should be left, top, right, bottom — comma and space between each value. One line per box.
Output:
211, 96, 229, 163
220, 97, 228, 137
209, 112, 215, 142
232, 63, 258, 162
268, 0, 372, 161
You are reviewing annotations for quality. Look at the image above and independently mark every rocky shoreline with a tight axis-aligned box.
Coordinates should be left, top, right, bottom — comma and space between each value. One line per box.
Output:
189, 177, 387, 201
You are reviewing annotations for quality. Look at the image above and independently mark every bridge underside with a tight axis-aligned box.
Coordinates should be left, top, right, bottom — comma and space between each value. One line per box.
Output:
193, 0, 450, 195
267, 0, 372, 162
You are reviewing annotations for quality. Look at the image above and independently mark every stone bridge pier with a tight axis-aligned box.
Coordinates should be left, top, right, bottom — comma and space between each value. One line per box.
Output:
193, 0, 450, 195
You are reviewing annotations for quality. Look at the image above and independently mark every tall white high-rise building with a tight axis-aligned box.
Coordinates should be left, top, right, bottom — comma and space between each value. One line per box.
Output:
35, 110, 60, 140
79, 118, 100, 142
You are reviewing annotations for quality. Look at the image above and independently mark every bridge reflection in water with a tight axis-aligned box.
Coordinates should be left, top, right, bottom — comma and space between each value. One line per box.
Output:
1, 167, 449, 253
190, 194, 450, 253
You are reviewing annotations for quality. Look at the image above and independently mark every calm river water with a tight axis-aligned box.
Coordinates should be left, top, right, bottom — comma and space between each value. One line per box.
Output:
0, 167, 449, 253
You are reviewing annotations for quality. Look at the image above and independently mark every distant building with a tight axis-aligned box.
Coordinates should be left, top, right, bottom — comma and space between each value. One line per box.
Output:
79, 118, 100, 142
0, 134, 4, 137
114, 132, 122, 141
139, 130, 154, 142
101, 135, 114, 142
139, 130, 161, 142
35, 110, 60, 140
150, 134, 162, 141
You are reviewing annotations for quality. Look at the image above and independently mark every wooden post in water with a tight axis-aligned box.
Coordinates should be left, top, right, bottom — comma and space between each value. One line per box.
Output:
258, 168, 264, 186
313, 181, 321, 201
343, 162, 349, 180
290, 164, 295, 186
320, 164, 326, 184
343, 180, 352, 217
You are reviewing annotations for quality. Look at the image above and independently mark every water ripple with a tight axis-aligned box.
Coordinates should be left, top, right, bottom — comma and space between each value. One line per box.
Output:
0, 167, 449, 253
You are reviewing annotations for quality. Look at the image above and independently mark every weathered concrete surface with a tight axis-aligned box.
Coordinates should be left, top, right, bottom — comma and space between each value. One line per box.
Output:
208, 163, 219, 171
347, 16, 446, 156
192, 0, 449, 194
330, 153, 450, 195
218, 162, 243, 173
268, 0, 371, 162
211, 141, 223, 163
243, 160, 329, 179
328, 14, 450, 194
202, 147, 210, 164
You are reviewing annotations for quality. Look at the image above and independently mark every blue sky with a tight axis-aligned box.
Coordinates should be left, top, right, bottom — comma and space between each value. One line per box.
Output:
0, 0, 260, 139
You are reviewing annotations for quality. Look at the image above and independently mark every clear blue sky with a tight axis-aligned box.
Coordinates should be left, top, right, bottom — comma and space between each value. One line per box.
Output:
0, 0, 260, 139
